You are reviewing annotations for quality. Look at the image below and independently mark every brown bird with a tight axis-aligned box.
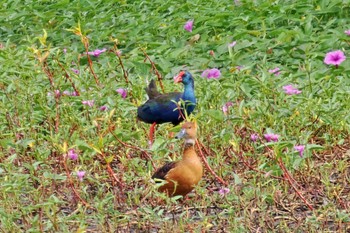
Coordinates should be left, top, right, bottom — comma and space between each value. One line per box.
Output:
152, 121, 203, 197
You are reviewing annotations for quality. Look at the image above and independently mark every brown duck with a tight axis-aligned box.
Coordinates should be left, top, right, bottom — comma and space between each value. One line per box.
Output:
152, 122, 203, 197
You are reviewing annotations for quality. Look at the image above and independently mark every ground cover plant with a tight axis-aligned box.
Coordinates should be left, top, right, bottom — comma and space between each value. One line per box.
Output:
0, 0, 350, 232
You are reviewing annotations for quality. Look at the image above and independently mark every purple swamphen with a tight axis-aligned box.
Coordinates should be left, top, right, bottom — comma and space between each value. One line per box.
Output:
137, 71, 196, 144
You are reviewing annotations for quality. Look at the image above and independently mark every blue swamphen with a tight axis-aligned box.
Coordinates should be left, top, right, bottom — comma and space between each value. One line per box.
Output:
137, 71, 196, 144
152, 121, 202, 197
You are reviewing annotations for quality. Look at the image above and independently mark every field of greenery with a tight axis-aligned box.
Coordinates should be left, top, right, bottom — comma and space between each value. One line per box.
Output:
1, 0, 350, 232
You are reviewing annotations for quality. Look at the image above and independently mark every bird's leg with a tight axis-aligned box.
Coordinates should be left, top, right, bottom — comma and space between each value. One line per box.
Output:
148, 122, 157, 146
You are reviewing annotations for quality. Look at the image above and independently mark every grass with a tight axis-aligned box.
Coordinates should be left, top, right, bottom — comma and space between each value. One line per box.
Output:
0, 0, 350, 231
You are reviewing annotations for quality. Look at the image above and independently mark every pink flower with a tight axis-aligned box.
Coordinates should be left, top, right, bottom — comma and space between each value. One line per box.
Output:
54, 90, 61, 97
283, 85, 302, 95
116, 50, 122, 56
99, 105, 109, 111
201, 68, 221, 79
344, 30, 350, 36
63, 48, 67, 54
264, 133, 280, 142
250, 133, 259, 142
294, 145, 305, 157
68, 149, 78, 160
222, 102, 234, 114
218, 187, 230, 196
71, 68, 79, 74
63, 90, 78, 96
324, 50, 346, 67
228, 41, 237, 47
82, 100, 94, 107
184, 20, 193, 32
268, 67, 281, 76
236, 66, 243, 71
76, 171, 86, 181
116, 88, 127, 99
87, 48, 107, 57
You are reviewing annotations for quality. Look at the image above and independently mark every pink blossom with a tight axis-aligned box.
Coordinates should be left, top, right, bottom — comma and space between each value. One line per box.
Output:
71, 68, 79, 74
294, 145, 305, 157
82, 100, 94, 107
116, 88, 127, 99
63, 48, 67, 54
184, 20, 193, 32
63, 90, 78, 96
76, 171, 86, 181
283, 85, 302, 95
264, 133, 280, 142
250, 133, 259, 142
99, 105, 109, 111
222, 102, 234, 114
201, 68, 221, 79
116, 50, 122, 56
228, 41, 237, 47
68, 149, 78, 160
344, 30, 350, 36
236, 66, 243, 71
324, 50, 346, 67
54, 90, 61, 97
268, 67, 281, 76
218, 187, 230, 196
87, 48, 107, 57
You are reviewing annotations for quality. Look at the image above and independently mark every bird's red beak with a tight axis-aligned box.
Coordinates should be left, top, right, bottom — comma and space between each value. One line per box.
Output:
174, 71, 185, 83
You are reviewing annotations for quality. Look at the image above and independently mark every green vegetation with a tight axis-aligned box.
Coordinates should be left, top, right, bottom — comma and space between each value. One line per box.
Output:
1, 0, 349, 231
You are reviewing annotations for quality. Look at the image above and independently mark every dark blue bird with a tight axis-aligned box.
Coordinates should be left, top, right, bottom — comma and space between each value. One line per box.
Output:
137, 71, 196, 144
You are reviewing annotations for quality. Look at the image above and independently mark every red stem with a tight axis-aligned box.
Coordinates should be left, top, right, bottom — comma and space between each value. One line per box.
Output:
195, 139, 228, 186
141, 48, 165, 93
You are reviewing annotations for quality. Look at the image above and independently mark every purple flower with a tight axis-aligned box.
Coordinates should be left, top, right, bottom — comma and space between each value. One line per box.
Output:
184, 20, 193, 32
116, 88, 127, 99
218, 187, 230, 196
345, 30, 350, 36
264, 133, 280, 142
82, 100, 94, 107
63, 48, 67, 54
71, 68, 79, 74
99, 105, 109, 111
201, 68, 221, 79
76, 171, 86, 181
268, 67, 281, 76
324, 50, 346, 67
87, 48, 107, 57
228, 41, 237, 47
294, 145, 305, 157
250, 133, 259, 142
222, 102, 234, 114
283, 85, 302, 95
68, 149, 78, 160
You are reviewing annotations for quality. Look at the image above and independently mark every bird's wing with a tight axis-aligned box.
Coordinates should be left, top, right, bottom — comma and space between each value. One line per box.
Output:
152, 161, 177, 181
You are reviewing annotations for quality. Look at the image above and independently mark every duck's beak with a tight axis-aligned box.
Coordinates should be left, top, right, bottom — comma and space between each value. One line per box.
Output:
174, 71, 185, 83
175, 128, 186, 139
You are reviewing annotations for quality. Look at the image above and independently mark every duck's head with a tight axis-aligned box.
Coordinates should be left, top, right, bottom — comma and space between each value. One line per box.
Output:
175, 121, 197, 144
174, 71, 193, 85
